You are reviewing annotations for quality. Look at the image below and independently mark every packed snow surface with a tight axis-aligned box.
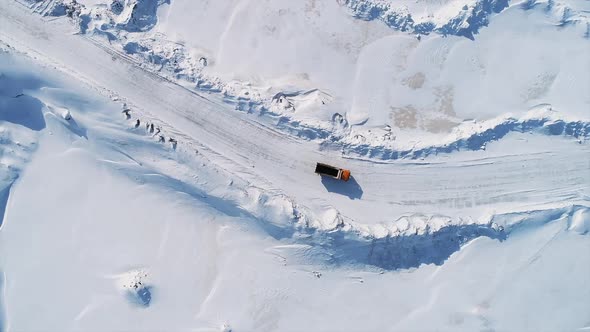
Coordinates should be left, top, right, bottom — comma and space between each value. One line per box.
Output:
0, 0, 589, 331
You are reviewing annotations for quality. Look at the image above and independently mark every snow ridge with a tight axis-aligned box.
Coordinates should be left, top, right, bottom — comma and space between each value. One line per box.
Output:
339, 110, 590, 160
341, 0, 509, 39
295, 205, 588, 270
112, 0, 170, 32
521, 0, 590, 30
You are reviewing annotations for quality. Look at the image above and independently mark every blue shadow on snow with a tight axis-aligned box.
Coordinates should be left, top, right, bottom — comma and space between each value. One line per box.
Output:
0, 95, 46, 131
320, 175, 363, 200
126, 286, 152, 307
312, 223, 506, 270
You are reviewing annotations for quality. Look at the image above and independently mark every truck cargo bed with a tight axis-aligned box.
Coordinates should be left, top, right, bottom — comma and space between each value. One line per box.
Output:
315, 163, 340, 177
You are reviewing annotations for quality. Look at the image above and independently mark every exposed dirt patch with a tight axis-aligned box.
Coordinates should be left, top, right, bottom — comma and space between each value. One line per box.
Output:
390, 105, 418, 129
434, 86, 455, 116
402, 72, 425, 89
390, 92, 459, 133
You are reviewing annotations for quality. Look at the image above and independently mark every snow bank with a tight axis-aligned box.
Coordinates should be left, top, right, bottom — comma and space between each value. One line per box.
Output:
113, 0, 170, 32
568, 207, 590, 235
340, 106, 590, 160
305, 204, 589, 270
342, 0, 509, 39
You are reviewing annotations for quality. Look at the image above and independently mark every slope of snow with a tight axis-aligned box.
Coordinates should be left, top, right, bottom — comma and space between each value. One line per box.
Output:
1, 0, 589, 331
1, 0, 588, 231
0, 49, 589, 331
24, 0, 589, 154
0, 53, 46, 228
2, 1, 588, 234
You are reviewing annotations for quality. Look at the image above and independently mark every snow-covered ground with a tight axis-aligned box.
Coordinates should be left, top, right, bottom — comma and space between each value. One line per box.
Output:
0, 0, 589, 331
22, 0, 588, 145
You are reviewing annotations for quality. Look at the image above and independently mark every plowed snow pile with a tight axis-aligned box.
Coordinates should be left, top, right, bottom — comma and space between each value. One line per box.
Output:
0, 0, 589, 331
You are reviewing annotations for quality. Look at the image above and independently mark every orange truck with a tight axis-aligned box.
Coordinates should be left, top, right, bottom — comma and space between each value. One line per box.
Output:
315, 163, 351, 181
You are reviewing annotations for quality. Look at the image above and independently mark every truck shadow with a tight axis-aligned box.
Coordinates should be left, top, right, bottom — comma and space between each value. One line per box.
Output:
321, 175, 363, 200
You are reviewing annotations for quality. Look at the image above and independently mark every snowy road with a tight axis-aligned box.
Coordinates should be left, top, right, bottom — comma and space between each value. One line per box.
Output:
1, 0, 588, 227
